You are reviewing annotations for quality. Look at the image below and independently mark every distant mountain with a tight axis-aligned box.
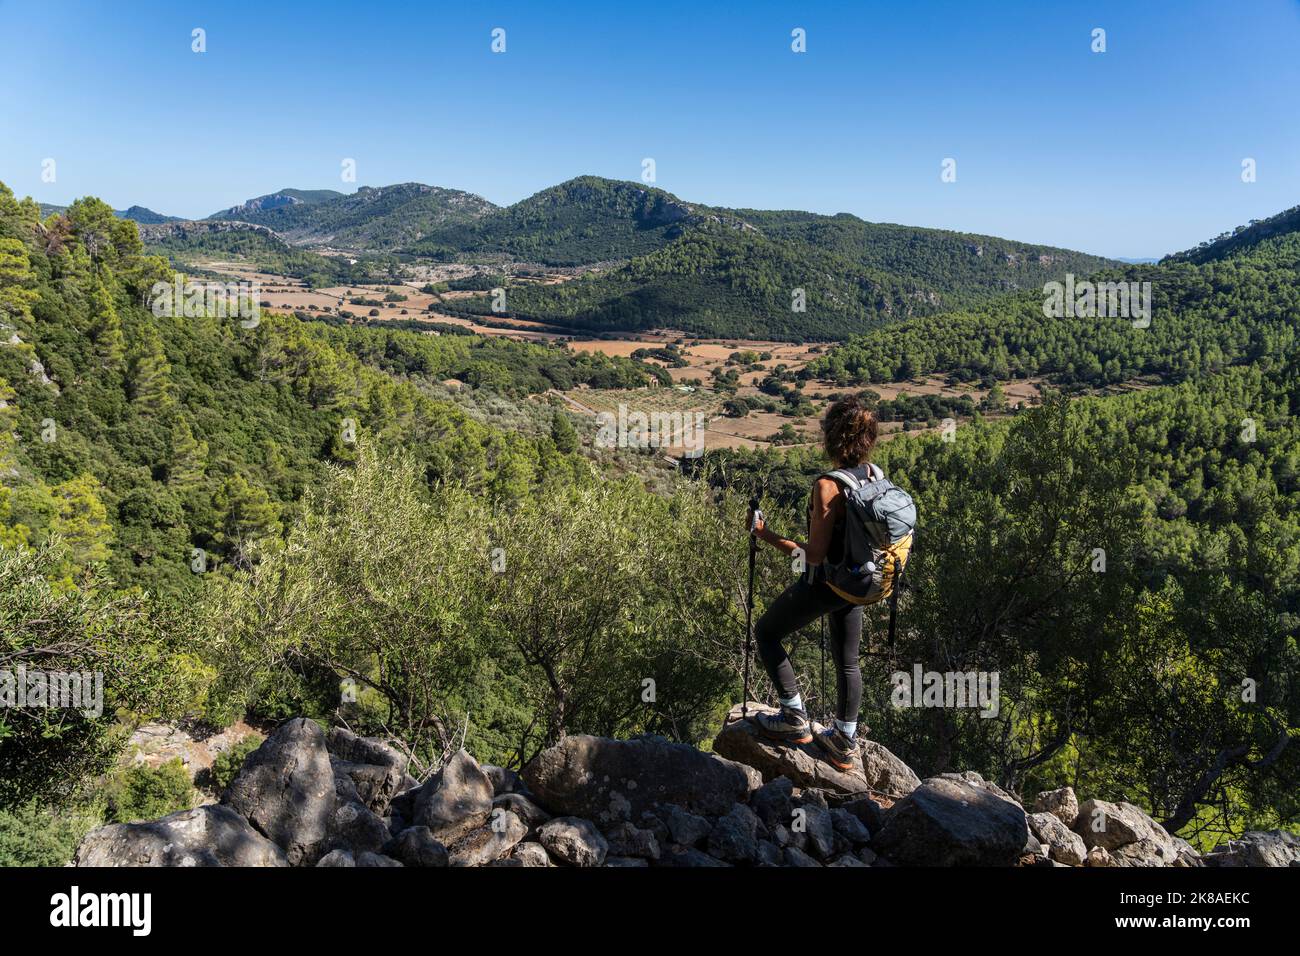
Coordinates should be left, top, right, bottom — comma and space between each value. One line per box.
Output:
207, 188, 345, 220
38, 202, 179, 223
1163, 205, 1300, 265
206, 183, 496, 250
116, 205, 179, 224
407, 175, 746, 265
1115, 256, 1159, 265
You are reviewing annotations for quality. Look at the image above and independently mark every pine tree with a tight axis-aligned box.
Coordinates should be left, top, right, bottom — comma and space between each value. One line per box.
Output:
127, 323, 176, 415
550, 409, 579, 454
89, 277, 125, 368
168, 416, 208, 487
212, 474, 281, 569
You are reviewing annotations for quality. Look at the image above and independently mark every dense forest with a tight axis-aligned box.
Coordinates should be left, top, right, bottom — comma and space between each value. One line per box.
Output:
1, 180, 1296, 865
806, 249, 1300, 388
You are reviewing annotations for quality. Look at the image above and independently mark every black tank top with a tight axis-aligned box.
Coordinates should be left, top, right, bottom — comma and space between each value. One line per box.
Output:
810, 462, 873, 570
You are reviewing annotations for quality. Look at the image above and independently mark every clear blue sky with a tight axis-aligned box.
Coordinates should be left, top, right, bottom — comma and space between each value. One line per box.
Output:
2, 0, 1298, 258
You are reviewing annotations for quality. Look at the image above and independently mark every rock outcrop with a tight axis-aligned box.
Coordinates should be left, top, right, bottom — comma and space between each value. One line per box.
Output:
1203, 830, 1300, 868
871, 776, 1028, 866
75, 712, 1290, 869
75, 805, 288, 867
522, 733, 760, 821
713, 703, 919, 797
221, 718, 337, 865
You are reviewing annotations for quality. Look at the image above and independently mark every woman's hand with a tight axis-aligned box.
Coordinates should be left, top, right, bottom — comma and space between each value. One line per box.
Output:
746, 507, 765, 536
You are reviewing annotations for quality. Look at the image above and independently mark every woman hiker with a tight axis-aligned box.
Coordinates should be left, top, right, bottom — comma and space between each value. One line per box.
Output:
745, 394, 883, 771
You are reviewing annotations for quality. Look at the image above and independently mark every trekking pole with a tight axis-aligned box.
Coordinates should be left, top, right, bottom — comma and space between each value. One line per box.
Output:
819, 615, 827, 727
888, 556, 907, 653
743, 496, 761, 720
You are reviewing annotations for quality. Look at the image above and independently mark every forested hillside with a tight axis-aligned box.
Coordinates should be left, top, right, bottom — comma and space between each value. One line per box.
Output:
432, 177, 1118, 340
806, 250, 1300, 387
0, 182, 649, 601
1163, 203, 1300, 266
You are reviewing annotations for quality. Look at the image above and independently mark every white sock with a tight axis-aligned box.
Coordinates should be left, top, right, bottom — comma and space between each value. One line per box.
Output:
779, 694, 804, 713
835, 719, 857, 738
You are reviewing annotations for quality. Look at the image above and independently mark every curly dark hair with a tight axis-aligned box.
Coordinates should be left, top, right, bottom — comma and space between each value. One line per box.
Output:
821, 394, 878, 466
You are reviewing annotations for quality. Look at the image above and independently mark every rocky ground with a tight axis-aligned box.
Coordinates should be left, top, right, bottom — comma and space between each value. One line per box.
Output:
75, 703, 1300, 868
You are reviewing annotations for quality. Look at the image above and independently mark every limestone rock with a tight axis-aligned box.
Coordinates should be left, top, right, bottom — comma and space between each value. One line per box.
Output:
448, 810, 528, 867
538, 816, 609, 867
222, 718, 337, 865
390, 826, 449, 867
76, 805, 288, 867
872, 776, 1028, 866
708, 803, 762, 864
523, 734, 759, 822
1204, 830, 1300, 868
657, 804, 712, 847
1032, 786, 1079, 827
1028, 811, 1086, 866
713, 703, 919, 797
409, 749, 494, 845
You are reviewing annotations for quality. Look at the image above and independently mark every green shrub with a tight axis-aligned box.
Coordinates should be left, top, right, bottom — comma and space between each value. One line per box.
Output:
209, 736, 262, 794
0, 801, 103, 867
107, 759, 195, 823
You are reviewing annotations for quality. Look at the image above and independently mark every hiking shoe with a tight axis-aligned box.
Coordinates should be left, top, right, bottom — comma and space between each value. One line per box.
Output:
751, 705, 813, 745
814, 726, 860, 771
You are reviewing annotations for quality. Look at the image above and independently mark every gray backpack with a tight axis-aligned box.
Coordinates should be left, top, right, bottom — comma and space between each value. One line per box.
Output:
819, 464, 916, 607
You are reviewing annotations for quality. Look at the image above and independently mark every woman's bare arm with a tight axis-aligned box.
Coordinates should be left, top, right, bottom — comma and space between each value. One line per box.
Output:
751, 478, 841, 564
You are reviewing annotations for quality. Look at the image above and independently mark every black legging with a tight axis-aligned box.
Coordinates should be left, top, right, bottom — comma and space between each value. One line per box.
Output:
755, 574, 862, 722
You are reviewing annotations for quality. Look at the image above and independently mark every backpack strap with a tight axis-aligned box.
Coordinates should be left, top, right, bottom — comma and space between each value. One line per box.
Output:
822, 468, 862, 490
821, 464, 883, 488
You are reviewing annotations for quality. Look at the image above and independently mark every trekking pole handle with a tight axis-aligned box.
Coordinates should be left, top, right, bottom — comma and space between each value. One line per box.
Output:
749, 497, 762, 534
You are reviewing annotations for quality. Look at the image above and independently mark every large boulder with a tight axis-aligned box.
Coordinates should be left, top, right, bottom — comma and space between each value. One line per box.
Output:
1028, 811, 1087, 866
76, 805, 288, 867
510, 842, 554, 867
712, 703, 919, 797
222, 718, 337, 865
708, 804, 762, 864
523, 734, 760, 822
390, 826, 449, 867
1032, 786, 1079, 827
327, 800, 391, 858
408, 749, 494, 845
326, 728, 408, 816
538, 816, 609, 867
604, 821, 661, 861
657, 804, 713, 847
1204, 830, 1300, 868
872, 776, 1028, 866
447, 810, 528, 867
